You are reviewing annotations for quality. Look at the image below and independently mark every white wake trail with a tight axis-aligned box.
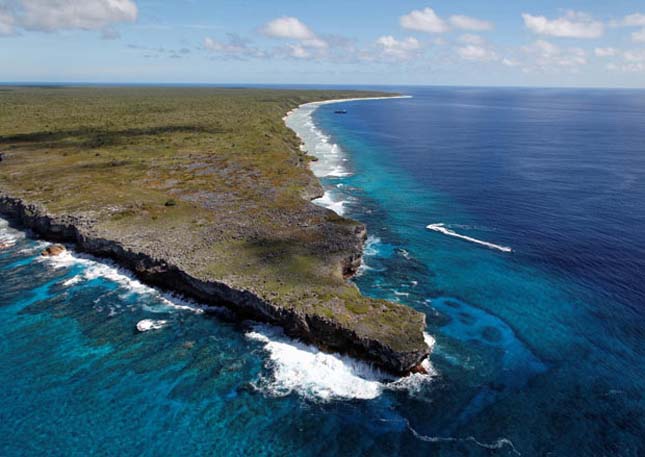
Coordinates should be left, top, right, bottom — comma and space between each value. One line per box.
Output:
426, 223, 512, 253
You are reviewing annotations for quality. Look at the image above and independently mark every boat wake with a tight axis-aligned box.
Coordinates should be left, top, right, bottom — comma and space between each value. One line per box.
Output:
426, 223, 512, 253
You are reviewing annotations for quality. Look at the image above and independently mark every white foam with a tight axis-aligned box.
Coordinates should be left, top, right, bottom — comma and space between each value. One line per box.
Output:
136, 319, 168, 332
363, 235, 381, 256
424, 332, 436, 351
356, 235, 383, 276
426, 223, 512, 253
285, 96, 410, 183
42, 249, 210, 315
0, 218, 22, 248
247, 323, 437, 402
313, 191, 347, 215
406, 420, 521, 455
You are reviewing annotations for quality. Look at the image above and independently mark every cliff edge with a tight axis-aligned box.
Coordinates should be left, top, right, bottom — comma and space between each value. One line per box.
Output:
0, 86, 429, 373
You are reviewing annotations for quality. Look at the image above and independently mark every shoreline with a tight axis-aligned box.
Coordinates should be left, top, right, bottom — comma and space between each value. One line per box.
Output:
283, 93, 433, 371
283, 95, 412, 120
284, 93, 411, 244
0, 89, 429, 375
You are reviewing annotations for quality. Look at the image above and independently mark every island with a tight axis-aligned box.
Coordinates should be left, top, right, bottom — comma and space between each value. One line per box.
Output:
0, 86, 429, 374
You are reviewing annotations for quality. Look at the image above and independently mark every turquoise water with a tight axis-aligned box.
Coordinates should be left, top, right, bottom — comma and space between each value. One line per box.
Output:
309, 88, 644, 455
2, 87, 644, 456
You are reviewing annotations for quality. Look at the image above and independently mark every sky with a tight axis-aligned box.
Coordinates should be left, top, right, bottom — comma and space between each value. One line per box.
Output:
1, 0, 645, 87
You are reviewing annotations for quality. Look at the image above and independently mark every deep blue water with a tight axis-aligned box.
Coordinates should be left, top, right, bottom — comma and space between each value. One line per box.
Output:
2, 87, 644, 456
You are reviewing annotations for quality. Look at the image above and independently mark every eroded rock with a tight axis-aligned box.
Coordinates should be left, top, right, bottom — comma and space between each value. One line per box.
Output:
40, 244, 66, 256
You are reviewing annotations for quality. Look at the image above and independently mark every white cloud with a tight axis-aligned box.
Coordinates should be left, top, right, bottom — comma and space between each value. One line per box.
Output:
301, 37, 328, 49
458, 34, 485, 45
620, 13, 645, 27
0, 0, 137, 37
594, 47, 618, 57
400, 8, 449, 34
261, 16, 328, 59
502, 58, 519, 67
261, 16, 314, 40
287, 44, 311, 59
204, 34, 264, 58
449, 15, 493, 31
457, 44, 497, 61
528, 39, 560, 58
519, 40, 588, 72
608, 49, 645, 72
624, 49, 645, 62
454, 34, 498, 62
522, 11, 604, 39
18, 0, 137, 32
632, 28, 645, 43
611, 13, 645, 42
376, 35, 421, 60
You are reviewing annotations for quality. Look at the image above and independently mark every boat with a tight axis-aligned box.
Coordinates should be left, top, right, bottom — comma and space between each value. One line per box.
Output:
334, 109, 348, 114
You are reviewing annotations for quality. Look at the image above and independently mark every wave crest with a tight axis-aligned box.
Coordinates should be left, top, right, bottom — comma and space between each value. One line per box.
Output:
246, 324, 437, 402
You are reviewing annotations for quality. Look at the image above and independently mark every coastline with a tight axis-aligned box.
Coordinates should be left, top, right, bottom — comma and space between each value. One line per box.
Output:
0, 88, 429, 375
283, 95, 412, 120
0, 194, 428, 374
283, 93, 434, 372
285, 93, 411, 211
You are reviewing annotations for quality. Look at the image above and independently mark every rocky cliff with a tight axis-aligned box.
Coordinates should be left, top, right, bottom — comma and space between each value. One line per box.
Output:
0, 86, 430, 375
0, 194, 429, 373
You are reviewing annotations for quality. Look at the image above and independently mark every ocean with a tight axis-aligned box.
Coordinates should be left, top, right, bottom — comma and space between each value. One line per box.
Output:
2, 87, 644, 456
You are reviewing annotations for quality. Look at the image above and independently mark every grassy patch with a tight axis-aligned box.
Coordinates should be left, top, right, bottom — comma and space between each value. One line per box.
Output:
0, 86, 425, 352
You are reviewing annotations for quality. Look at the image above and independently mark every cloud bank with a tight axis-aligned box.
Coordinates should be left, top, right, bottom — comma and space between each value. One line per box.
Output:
522, 11, 604, 39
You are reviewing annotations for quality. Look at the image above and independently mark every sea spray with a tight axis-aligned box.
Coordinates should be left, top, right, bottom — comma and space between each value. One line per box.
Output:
285, 103, 352, 180
5, 217, 436, 402
246, 323, 437, 401
38, 245, 217, 316
313, 191, 347, 215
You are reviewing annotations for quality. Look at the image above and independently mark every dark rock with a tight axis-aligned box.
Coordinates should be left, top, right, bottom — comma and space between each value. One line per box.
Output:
40, 244, 66, 256
410, 362, 429, 375
0, 194, 429, 374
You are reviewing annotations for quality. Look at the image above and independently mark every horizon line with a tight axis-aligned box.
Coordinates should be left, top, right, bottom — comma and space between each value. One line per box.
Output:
1, 81, 645, 91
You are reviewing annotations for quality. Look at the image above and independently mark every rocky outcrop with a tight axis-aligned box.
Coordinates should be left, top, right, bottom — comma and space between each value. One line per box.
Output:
41, 244, 66, 256
0, 194, 429, 374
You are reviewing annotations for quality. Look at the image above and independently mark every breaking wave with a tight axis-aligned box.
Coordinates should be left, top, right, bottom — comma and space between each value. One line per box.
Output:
42, 249, 213, 315
426, 223, 512, 253
313, 191, 348, 215
136, 319, 169, 332
247, 324, 437, 402
29, 230, 438, 402
0, 218, 22, 249
285, 103, 352, 180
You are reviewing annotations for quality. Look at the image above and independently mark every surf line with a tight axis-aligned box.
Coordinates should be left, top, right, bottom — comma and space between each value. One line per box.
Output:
426, 223, 512, 253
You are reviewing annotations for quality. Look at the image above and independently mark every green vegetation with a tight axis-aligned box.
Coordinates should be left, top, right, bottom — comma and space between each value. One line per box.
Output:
0, 86, 425, 353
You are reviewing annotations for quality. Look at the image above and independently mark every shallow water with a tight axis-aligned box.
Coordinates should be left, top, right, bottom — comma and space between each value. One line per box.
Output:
2, 87, 644, 456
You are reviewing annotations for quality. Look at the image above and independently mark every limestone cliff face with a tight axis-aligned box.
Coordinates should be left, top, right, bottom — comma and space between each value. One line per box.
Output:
0, 195, 429, 374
